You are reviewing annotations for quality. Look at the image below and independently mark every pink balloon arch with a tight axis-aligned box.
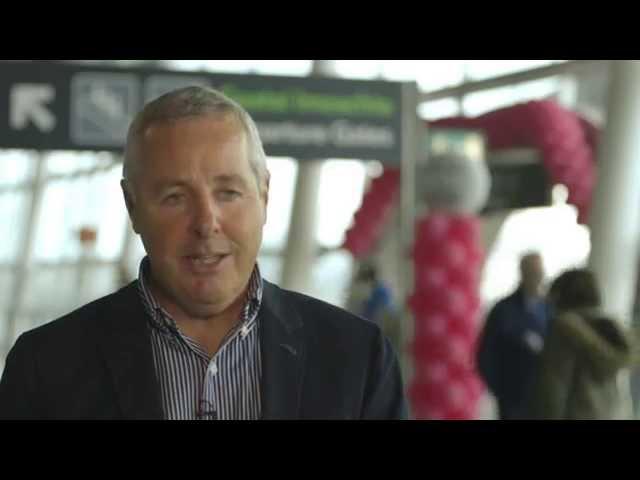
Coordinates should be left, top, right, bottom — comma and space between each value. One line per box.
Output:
343, 99, 599, 255
429, 100, 597, 224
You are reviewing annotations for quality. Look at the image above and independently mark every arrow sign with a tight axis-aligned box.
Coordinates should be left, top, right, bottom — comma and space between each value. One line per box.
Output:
9, 84, 57, 132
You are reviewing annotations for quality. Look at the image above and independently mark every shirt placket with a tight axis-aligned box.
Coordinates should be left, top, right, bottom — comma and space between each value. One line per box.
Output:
200, 333, 236, 420
199, 356, 220, 420
199, 320, 256, 420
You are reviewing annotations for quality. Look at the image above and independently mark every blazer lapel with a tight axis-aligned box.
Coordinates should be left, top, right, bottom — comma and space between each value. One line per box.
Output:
97, 282, 164, 420
260, 281, 306, 420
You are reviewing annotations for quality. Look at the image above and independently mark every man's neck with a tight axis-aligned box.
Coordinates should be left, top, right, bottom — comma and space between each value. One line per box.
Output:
149, 280, 248, 356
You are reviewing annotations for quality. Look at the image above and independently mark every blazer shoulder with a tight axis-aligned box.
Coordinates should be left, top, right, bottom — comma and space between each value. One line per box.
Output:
17, 281, 139, 345
265, 281, 382, 340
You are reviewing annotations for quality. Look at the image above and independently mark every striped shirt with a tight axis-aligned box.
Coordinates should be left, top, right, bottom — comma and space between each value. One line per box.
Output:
137, 256, 263, 420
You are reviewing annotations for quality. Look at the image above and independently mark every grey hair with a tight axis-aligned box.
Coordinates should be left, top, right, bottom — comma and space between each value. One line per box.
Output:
123, 85, 268, 189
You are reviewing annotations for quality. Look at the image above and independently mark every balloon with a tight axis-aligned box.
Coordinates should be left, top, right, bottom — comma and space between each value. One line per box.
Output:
409, 213, 485, 419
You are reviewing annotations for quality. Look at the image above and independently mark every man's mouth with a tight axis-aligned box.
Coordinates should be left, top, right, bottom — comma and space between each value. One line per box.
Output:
183, 253, 230, 272
186, 254, 227, 264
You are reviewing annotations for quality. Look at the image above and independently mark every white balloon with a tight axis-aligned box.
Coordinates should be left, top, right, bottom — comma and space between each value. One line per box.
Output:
420, 153, 491, 214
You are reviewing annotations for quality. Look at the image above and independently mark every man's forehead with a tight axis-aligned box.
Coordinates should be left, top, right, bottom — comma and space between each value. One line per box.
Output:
128, 114, 248, 168
123, 111, 263, 191
138, 112, 243, 141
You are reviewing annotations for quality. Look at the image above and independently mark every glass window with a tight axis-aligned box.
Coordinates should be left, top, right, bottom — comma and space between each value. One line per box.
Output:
262, 157, 298, 252
0, 191, 29, 262
45, 151, 115, 176
316, 160, 367, 248
257, 253, 283, 284
464, 60, 559, 81
33, 164, 127, 262
308, 250, 355, 307
90, 168, 129, 260
382, 60, 466, 92
244, 61, 313, 77
463, 77, 560, 117
332, 60, 384, 79
418, 98, 462, 120
0, 150, 36, 186
481, 204, 591, 307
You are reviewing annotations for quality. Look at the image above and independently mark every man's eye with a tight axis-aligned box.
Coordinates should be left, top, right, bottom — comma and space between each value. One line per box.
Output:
163, 193, 183, 205
218, 190, 241, 201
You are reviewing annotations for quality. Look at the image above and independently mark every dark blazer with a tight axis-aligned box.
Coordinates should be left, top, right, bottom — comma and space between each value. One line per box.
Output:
0, 279, 407, 420
476, 288, 550, 419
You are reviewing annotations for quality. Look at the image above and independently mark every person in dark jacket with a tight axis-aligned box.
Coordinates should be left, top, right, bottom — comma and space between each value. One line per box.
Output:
0, 86, 407, 420
477, 252, 551, 419
527, 268, 637, 419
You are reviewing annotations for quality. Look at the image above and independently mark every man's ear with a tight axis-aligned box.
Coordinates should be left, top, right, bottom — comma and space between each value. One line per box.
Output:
121, 179, 140, 234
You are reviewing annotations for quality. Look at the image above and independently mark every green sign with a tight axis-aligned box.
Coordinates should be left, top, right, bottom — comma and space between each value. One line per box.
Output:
0, 61, 405, 163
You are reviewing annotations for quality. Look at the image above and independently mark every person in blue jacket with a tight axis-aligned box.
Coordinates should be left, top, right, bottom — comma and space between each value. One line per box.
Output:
477, 252, 551, 419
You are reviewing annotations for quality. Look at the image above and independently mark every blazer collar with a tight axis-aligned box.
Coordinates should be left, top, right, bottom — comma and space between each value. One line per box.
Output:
259, 280, 306, 420
96, 281, 164, 420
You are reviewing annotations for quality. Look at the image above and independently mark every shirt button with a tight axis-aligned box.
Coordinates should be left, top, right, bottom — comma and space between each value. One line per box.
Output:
241, 325, 250, 338
209, 362, 218, 375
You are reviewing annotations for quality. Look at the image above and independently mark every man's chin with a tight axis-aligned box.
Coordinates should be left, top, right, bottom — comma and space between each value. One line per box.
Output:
182, 289, 235, 318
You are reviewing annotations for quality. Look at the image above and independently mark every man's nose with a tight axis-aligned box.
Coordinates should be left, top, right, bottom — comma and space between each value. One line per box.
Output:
192, 195, 221, 238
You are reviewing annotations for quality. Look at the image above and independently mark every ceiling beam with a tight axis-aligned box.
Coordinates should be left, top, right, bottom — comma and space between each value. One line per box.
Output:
419, 60, 610, 103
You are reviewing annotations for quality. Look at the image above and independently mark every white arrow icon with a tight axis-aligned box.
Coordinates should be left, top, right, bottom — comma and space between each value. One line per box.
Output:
9, 84, 57, 132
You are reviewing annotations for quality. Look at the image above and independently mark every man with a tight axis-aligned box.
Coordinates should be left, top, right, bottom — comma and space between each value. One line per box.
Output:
0, 86, 407, 420
476, 252, 551, 420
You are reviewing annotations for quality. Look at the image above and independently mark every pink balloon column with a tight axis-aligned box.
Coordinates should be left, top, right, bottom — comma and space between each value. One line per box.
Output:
343, 168, 400, 258
408, 213, 485, 420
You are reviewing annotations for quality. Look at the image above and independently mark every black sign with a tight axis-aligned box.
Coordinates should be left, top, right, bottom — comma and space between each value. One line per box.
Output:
482, 161, 551, 213
0, 61, 404, 163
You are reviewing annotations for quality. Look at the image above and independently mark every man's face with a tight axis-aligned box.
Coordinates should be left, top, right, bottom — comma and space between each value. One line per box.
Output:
521, 255, 545, 294
123, 114, 268, 319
